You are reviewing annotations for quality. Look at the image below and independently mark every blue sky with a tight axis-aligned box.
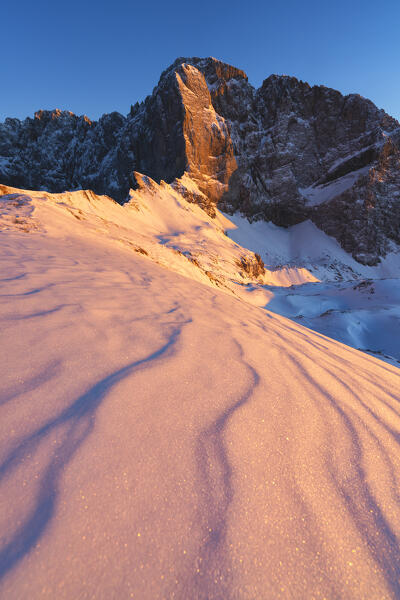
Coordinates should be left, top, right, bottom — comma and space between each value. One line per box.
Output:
2, 0, 400, 121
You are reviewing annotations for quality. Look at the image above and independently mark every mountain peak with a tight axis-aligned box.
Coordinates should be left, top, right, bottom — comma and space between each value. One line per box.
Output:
158, 56, 248, 86
1, 58, 400, 265
33, 109, 93, 125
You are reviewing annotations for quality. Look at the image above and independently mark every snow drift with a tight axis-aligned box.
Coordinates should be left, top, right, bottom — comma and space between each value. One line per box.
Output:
1, 181, 400, 599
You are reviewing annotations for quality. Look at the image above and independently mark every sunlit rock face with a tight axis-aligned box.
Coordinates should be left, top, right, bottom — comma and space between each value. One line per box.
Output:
128, 59, 237, 205
1, 56, 400, 264
176, 63, 237, 202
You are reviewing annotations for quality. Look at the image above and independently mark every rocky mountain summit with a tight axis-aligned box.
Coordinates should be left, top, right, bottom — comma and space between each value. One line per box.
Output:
1, 56, 400, 264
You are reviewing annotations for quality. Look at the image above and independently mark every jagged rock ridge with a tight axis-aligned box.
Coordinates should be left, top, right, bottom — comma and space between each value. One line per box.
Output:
1, 56, 400, 264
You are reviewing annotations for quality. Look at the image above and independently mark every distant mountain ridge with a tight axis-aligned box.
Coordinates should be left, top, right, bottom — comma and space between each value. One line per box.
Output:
1, 56, 400, 264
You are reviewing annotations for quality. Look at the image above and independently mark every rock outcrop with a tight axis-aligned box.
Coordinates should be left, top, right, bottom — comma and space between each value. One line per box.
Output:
1, 56, 400, 264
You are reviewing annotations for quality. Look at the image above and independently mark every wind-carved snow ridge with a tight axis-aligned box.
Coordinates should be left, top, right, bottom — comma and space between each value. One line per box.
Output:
284, 349, 400, 597
0, 312, 187, 580
194, 338, 259, 598
1, 182, 400, 598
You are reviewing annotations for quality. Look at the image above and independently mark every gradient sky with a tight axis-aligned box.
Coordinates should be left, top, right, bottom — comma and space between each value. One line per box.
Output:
2, 0, 400, 122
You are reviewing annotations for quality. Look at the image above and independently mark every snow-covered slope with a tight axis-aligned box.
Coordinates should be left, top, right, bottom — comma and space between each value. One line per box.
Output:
225, 213, 400, 282
1, 182, 400, 598
225, 212, 400, 365
265, 279, 400, 366
0, 178, 320, 293
1, 175, 400, 366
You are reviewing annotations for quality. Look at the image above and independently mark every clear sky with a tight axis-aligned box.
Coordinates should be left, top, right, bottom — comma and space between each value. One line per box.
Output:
2, 0, 400, 122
